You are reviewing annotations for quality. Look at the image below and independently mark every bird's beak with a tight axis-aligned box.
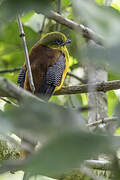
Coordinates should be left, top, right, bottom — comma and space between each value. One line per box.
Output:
64, 39, 71, 45
61, 39, 71, 46
65, 39, 71, 44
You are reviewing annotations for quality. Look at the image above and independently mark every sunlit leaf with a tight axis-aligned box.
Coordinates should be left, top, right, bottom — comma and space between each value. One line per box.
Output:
115, 127, 120, 135
96, 0, 104, 5
21, 11, 35, 23
62, 0, 71, 9
24, 13, 48, 33
108, 91, 118, 116
112, 0, 120, 11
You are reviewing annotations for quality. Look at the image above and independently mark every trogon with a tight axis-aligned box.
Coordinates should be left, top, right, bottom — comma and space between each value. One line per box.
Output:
17, 32, 71, 100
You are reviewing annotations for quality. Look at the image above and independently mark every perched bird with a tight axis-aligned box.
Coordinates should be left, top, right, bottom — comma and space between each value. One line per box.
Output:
17, 32, 71, 100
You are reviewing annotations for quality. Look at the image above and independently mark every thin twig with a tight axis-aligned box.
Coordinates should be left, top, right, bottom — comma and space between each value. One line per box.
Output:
54, 80, 120, 95
0, 97, 19, 107
0, 67, 21, 73
39, 16, 46, 38
67, 72, 87, 84
17, 14, 35, 93
78, 106, 93, 112
56, 0, 62, 31
87, 116, 117, 127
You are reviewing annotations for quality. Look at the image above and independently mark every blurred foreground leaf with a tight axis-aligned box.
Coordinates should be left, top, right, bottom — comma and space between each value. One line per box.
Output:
6, 100, 85, 142
81, 42, 120, 74
0, 0, 53, 25
0, 99, 120, 176
0, 111, 12, 133
0, 130, 113, 177
23, 131, 111, 177
73, 0, 120, 46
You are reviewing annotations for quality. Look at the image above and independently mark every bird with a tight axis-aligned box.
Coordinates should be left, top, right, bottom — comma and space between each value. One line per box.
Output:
17, 32, 71, 100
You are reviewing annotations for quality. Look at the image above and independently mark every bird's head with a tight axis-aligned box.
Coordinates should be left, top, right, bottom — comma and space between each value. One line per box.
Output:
39, 32, 71, 48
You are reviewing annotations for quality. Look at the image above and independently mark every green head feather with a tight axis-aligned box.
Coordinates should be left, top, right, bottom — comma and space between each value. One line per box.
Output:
39, 32, 67, 48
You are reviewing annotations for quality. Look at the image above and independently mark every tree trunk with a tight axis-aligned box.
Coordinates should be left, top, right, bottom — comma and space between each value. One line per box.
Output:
87, 64, 108, 131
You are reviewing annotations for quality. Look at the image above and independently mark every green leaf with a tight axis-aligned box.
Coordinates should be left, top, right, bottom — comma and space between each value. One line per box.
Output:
24, 13, 47, 33
21, 11, 35, 23
108, 70, 120, 81
0, 22, 39, 49
62, 0, 71, 9
0, 21, 39, 83
108, 91, 118, 117
96, 0, 104, 5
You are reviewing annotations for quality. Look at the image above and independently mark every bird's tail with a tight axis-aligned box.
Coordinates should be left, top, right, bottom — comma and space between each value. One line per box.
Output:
38, 84, 55, 101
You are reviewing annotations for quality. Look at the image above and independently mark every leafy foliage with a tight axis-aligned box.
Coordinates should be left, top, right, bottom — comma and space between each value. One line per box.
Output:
0, 0, 53, 24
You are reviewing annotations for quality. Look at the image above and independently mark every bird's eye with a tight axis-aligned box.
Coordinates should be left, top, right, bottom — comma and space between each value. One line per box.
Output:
56, 39, 63, 45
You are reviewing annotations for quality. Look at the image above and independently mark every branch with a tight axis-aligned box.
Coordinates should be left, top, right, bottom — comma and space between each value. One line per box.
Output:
0, 97, 19, 107
67, 72, 87, 84
0, 78, 120, 100
78, 106, 93, 112
39, 16, 46, 38
47, 11, 103, 45
85, 160, 112, 170
87, 116, 117, 127
54, 80, 120, 95
0, 67, 21, 73
0, 77, 42, 102
17, 15, 35, 93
